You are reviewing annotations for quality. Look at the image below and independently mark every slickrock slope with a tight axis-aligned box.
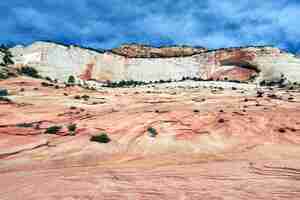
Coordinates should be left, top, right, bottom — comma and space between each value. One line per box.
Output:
10, 42, 300, 83
1, 76, 300, 199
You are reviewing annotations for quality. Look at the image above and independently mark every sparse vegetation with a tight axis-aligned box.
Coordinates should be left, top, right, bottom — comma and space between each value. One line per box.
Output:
102, 76, 208, 88
0, 88, 10, 102
67, 124, 77, 135
67, 75, 75, 84
41, 82, 54, 87
45, 125, 62, 134
147, 127, 158, 137
0, 88, 8, 96
90, 133, 111, 143
259, 74, 289, 88
74, 95, 81, 100
18, 66, 41, 78
81, 95, 90, 101
0, 96, 11, 103
16, 122, 34, 128
0, 45, 14, 66
68, 124, 77, 132
45, 76, 53, 82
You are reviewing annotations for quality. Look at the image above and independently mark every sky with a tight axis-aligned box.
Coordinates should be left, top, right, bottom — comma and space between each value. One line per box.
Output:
1, 0, 300, 53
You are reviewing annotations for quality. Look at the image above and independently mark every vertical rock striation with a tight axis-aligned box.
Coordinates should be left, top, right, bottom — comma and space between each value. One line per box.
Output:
9, 41, 300, 83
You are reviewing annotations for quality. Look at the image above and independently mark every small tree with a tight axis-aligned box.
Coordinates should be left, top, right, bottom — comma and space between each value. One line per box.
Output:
45, 126, 62, 134
0, 89, 8, 96
147, 127, 158, 137
0, 46, 14, 66
90, 133, 111, 143
67, 75, 75, 84
3, 54, 14, 65
67, 124, 77, 136
18, 66, 40, 78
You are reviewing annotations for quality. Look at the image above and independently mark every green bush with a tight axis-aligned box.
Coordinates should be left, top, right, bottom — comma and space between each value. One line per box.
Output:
67, 75, 75, 84
74, 95, 81, 100
45, 76, 53, 82
67, 124, 77, 136
45, 126, 62, 134
3, 54, 14, 65
0, 88, 8, 96
0, 96, 11, 103
16, 122, 34, 128
147, 127, 158, 137
81, 94, 90, 101
90, 133, 111, 143
67, 124, 77, 132
0, 46, 14, 66
41, 82, 54, 87
18, 66, 40, 78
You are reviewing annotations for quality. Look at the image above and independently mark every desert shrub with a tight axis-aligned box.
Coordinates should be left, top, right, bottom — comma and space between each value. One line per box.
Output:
3, 54, 14, 65
67, 124, 77, 135
74, 95, 81, 100
18, 66, 40, 78
147, 127, 158, 137
45, 76, 53, 82
67, 75, 75, 84
90, 133, 111, 143
45, 125, 62, 134
67, 124, 77, 132
0, 96, 11, 102
41, 82, 54, 87
81, 94, 90, 100
0, 70, 9, 79
259, 74, 288, 88
0, 88, 8, 96
0, 47, 14, 66
16, 122, 34, 128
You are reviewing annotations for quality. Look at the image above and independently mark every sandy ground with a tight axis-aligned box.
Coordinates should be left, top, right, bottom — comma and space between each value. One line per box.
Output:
1, 77, 300, 199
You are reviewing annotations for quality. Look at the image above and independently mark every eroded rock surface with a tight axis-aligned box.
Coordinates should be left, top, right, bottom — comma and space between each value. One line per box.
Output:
1, 77, 300, 199
10, 42, 300, 83
111, 44, 207, 58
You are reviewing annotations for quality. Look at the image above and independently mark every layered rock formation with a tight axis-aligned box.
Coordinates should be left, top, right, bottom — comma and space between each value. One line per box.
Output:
1, 76, 300, 199
111, 44, 207, 58
10, 42, 300, 83
3, 41, 300, 200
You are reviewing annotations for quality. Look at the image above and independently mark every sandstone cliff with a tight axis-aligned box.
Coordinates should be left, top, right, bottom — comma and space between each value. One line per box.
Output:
111, 44, 207, 58
9, 41, 300, 83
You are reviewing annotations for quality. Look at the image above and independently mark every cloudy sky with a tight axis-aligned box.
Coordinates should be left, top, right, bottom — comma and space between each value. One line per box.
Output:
1, 0, 300, 52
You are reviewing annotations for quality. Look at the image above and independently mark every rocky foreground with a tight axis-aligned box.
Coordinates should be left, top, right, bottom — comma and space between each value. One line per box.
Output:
1, 77, 300, 199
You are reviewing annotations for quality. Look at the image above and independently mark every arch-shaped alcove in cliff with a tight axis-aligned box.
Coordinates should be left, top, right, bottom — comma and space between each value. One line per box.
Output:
220, 59, 260, 73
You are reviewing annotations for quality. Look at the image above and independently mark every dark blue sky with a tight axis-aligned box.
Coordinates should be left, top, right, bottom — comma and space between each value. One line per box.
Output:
1, 0, 300, 53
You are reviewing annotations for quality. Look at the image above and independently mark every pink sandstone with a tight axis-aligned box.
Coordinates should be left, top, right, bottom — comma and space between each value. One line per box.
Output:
1, 76, 300, 199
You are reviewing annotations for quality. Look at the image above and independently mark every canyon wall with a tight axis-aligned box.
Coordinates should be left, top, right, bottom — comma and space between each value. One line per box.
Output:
110, 44, 207, 58
9, 41, 300, 83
